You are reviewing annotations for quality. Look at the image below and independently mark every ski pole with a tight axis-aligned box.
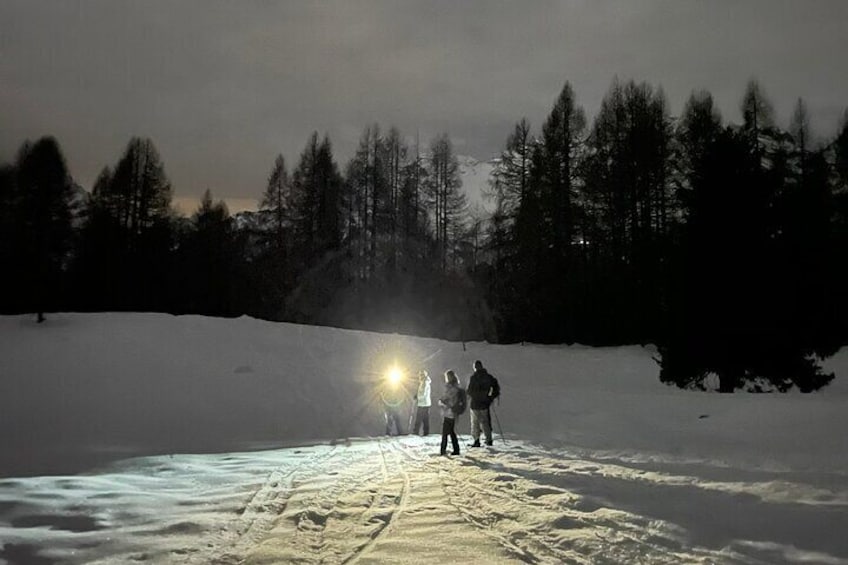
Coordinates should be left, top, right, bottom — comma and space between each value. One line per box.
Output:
491, 404, 506, 445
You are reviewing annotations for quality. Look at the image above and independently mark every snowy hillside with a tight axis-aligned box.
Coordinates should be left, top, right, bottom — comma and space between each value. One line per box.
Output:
457, 155, 497, 215
1, 314, 847, 564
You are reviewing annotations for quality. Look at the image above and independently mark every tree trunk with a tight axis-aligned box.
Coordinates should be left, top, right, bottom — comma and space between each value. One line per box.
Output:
718, 372, 737, 393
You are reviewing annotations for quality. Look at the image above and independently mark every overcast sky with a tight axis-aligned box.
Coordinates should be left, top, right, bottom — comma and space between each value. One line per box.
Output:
2, 1, 847, 211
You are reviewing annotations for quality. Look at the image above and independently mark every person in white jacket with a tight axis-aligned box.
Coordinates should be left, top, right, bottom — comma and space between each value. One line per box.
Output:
411, 370, 432, 436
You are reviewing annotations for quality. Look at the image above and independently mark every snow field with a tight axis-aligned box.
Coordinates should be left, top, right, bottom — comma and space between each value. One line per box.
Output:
1, 313, 848, 564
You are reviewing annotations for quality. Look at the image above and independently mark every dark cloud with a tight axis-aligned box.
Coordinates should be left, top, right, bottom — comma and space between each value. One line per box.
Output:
2, 0, 847, 206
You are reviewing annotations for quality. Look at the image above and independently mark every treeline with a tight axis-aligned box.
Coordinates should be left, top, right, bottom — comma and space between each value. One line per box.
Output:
486, 79, 848, 391
0, 128, 489, 340
241, 128, 487, 338
2, 77, 847, 391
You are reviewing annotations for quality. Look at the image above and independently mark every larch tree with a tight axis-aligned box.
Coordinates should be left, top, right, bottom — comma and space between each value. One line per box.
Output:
741, 79, 775, 157
427, 133, 466, 272
14, 137, 75, 322
261, 154, 292, 254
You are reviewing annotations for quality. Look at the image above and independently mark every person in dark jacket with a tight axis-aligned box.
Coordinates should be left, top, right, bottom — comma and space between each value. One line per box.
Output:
437, 370, 461, 456
466, 360, 499, 447
380, 380, 406, 436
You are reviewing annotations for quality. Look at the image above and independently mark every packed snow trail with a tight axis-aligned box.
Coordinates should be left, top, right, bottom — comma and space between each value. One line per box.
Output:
4, 436, 847, 564
236, 438, 509, 565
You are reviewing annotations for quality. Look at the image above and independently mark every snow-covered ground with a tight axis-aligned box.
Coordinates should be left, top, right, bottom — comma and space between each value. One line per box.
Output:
1, 314, 847, 564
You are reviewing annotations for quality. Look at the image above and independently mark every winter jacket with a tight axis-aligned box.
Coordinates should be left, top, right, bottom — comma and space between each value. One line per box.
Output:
415, 377, 432, 407
438, 382, 461, 419
467, 368, 499, 410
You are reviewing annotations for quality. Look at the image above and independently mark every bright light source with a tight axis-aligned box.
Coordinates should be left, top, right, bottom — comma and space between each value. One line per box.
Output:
387, 365, 403, 387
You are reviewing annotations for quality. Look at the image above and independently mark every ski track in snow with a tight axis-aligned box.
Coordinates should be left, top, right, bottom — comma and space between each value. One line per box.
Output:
4, 436, 846, 564
340, 439, 412, 564
203, 444, 343, 564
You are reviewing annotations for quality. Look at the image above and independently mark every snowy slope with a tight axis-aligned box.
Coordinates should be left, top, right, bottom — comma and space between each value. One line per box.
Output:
1, 313, 847, 564
457, 155, 497, 216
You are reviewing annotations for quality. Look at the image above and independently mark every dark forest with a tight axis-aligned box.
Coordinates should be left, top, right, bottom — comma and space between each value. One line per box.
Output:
2, 78, 847, 392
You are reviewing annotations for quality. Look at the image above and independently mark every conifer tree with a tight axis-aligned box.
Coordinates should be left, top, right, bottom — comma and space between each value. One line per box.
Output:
539, 82, 586, 260
490, 118, 533, 223
14, 137, 75, 322
675, 90, 723, 202
183, 190, 234, 315
427, 133, 466, 271
487, 119, 534, 292
832, 112, 848, 343
291, 132, 343, 264
582, 79, 672, 342
84, 137, 175, 310
0, 163, 19, 313
261, 154, 292, 253
741, 79, 775, 156
106, 137, 173, 250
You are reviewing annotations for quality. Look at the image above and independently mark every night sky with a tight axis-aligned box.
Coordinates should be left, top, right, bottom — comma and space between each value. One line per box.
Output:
2, 0, 847, 211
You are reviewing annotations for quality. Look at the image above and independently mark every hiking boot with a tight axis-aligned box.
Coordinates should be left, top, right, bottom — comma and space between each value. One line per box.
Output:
469, 441, 481, 448
485, 440, 493, 446
452, 451, 460, 456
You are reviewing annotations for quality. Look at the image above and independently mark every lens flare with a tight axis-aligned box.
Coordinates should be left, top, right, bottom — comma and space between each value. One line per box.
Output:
387, 365, 403, 387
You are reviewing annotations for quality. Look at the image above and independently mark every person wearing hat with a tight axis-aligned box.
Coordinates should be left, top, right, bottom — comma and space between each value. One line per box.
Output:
411, 370, 432, 435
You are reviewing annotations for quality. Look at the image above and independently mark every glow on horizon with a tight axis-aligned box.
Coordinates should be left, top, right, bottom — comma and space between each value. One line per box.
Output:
172, 197, 258, 216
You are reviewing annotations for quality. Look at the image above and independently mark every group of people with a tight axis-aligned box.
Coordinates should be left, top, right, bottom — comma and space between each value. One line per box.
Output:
382, 359, 501, 456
